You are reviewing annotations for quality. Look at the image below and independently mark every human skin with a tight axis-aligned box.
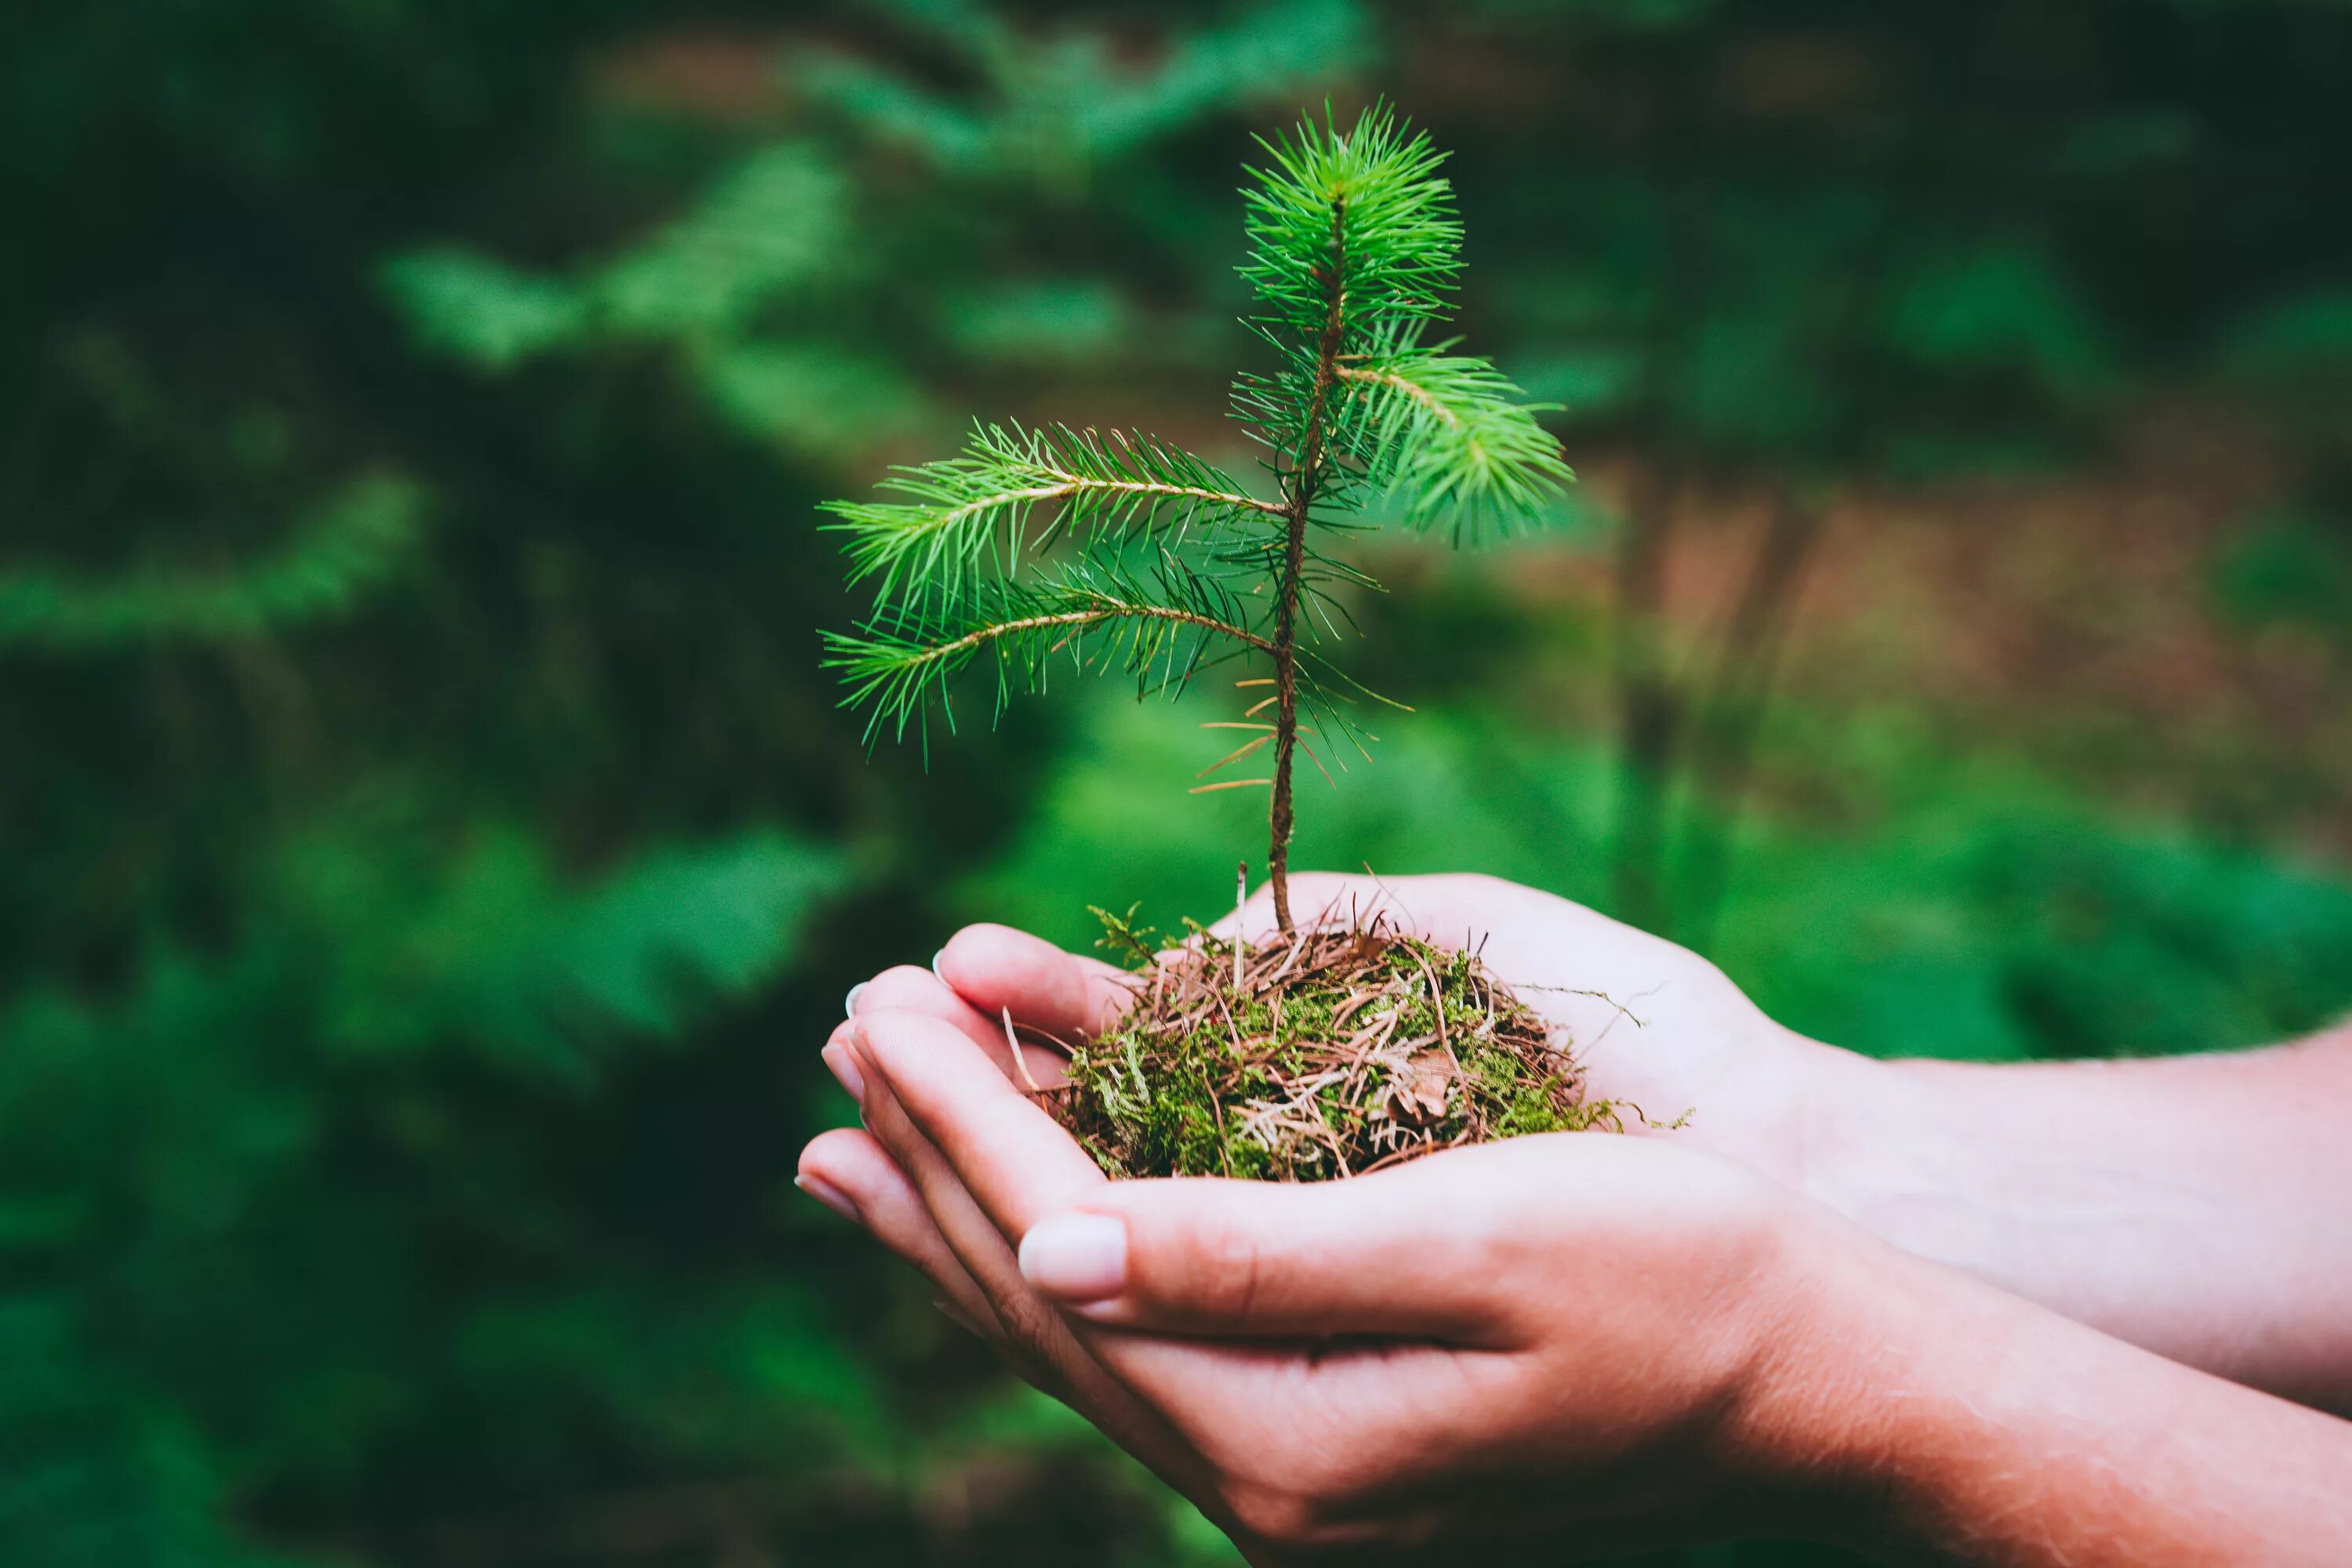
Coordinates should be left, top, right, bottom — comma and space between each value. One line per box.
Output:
796, 873, 2352, 1561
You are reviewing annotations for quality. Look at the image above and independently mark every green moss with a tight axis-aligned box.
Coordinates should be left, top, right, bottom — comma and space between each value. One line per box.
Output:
1042, 911, 1628, 1181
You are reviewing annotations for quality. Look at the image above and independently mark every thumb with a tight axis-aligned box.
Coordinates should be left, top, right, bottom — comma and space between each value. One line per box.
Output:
1017, 1164, 1522, 1345
935, 923, 1136, 1043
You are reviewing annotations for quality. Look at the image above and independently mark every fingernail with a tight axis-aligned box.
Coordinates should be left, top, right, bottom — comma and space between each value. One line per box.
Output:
794, 1173, 860, 1223
844, 981, 867, 1019
930, 948, 949, 985
1018, 1213, 1127, 1302
822, 1040, 866, 1104
934, 1298, 982, 1337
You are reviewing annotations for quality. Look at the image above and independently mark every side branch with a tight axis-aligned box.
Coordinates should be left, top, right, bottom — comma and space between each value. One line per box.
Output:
931, 474, 1287, 532
1080, 477, 1289, 519
1335, 365, 1463, 430
890, 603, 1275, 670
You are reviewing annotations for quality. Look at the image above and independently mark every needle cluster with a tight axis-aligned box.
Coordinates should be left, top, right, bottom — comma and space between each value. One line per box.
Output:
822, 103, 1570, 927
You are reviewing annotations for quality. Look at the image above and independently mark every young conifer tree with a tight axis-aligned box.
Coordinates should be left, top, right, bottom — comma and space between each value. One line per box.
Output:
825, 104, 1570, 931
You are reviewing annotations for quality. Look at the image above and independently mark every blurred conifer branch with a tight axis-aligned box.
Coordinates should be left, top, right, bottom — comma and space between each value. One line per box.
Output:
0, 476, 426, 652
379, 1, 1370, 471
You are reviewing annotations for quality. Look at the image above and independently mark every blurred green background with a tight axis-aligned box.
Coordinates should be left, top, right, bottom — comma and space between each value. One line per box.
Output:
5, 0, 2350, 1562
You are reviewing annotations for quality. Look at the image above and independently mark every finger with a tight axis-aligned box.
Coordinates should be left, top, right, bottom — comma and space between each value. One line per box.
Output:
848, 963, 1068, 1089
841, 1058, 1104, 1403
853, 1008, 1544, 1510
1105, 1332, 1523, 1519
843, 1029, 1032, 1290
797, 1127, 1007, 1348
933, 924, 1140, 1044
854, 1007, 1113, 1243
1016, 1149, 1537, 1343
844, 1018, 1110, 1374
841, 1039, 1218, 1495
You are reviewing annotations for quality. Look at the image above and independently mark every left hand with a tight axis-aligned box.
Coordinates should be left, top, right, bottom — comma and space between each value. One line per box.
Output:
797, 1004, 1871, 1563
824, 873, 1841, 1190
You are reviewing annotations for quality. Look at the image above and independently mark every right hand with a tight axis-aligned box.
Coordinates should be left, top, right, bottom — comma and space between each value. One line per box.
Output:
801, 1004, 1879, 1563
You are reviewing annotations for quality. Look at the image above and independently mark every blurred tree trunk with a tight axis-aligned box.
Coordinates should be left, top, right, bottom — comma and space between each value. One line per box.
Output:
1611, 79, 1707, 935
1611, 453, 1685, 936
1673, 484, 1828, 952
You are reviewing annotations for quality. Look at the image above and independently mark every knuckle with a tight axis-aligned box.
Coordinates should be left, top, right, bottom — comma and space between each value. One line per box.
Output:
862, 964, 946, 1008
1453, 1199, 1531, 1269
1174, 1219, 1266, 1323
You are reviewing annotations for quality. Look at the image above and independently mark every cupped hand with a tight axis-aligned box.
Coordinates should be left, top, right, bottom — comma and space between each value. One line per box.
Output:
799, 1005, 1867, 1563
924, 872, 1844, 1186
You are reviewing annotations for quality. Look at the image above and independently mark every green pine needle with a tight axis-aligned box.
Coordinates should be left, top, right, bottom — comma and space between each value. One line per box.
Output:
822, 101, 1573, 822
825, 550, 1269, 743
821, 420, 1281, 619
1344, 344, 1573, 533
1237, 103, 1462, 342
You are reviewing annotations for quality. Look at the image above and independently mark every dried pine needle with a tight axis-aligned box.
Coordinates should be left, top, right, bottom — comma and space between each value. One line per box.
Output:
1038, 907, 1630, 1181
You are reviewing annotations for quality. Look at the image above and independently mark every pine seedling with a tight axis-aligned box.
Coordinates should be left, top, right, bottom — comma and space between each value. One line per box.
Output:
825, 105, 1626, 1178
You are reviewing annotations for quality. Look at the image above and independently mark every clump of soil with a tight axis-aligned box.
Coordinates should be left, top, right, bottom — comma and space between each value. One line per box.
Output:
1033, 909, 1629, 1181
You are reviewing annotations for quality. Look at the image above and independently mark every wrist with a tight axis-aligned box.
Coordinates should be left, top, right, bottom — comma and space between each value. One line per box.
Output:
1740, 1212, 2352, 1563
1717, 1195, 2059, 1555
1784, 1045, 1990, 1265
1704, 1196, 1929, 1543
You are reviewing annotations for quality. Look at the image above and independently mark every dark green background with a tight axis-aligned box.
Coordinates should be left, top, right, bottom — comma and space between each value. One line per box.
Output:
5, 1, 2349, 1562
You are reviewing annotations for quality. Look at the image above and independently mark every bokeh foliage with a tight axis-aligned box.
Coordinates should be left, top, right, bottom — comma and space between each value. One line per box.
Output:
3, 0, 2349, 1563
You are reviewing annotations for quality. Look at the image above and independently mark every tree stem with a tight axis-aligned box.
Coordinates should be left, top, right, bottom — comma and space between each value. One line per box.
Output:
1268, 194, 1348, 934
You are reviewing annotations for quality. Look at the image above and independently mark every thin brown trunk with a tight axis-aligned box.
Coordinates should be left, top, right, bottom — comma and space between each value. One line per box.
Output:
1267, 196, 1348, 933
1267, 510, 1308, 933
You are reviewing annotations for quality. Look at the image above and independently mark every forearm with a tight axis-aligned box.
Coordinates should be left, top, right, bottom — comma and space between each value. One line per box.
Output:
1796, 1026, 2352, 1410
1763, 1222, 2352, 1566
